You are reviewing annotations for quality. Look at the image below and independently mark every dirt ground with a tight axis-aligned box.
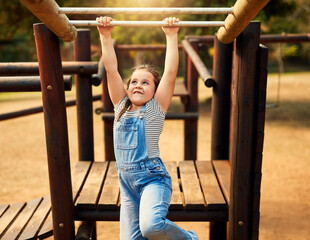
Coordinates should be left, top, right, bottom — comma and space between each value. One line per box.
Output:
0, 72, 309, 239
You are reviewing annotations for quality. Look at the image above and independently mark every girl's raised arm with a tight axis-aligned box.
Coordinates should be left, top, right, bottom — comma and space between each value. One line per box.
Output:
97, 16, 127, 106
155, 17, 180, 113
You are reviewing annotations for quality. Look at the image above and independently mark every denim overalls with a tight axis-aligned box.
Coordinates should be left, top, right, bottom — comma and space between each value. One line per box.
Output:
114, 104, 198, 240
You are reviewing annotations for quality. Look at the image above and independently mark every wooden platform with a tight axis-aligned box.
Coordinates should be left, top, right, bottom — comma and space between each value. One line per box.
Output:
0, 160, 230, 239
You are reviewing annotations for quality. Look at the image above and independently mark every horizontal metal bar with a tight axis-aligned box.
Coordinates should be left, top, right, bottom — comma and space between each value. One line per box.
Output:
69, 20, 224, 27
60, 7, 233, 15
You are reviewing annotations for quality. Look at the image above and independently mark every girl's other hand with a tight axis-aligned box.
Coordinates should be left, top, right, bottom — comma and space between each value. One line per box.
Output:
162, 17, 180, 35
97, 16, 114, 35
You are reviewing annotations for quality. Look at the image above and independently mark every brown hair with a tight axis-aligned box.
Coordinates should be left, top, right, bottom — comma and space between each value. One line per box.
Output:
117, 64, 161, 121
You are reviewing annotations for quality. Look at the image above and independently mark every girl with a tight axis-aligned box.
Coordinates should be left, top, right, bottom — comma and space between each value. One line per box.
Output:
97, 16, 198, 240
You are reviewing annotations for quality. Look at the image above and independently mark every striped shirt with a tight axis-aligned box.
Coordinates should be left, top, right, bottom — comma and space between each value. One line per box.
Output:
114, 96, 166, 158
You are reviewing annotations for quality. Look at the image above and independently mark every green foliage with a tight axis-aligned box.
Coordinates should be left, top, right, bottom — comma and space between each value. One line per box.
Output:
258, 0, 310, 64
0, 0, 37, 61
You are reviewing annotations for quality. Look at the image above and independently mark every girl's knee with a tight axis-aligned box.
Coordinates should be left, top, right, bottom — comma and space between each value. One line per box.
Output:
140, 215, 166, 239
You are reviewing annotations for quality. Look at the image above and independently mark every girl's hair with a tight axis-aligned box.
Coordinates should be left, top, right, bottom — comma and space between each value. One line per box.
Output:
117, 64, 161, 121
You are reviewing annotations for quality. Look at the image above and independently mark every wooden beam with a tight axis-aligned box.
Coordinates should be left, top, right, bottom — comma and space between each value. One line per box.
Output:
0, 76, 72, 92
217, 0, 269, 43
0, 62, 98, 76
19, 0, 77, 42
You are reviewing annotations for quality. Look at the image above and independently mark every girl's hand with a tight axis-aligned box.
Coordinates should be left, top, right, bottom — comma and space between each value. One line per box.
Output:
97, 16, 114, 36
162, 17, 180, 35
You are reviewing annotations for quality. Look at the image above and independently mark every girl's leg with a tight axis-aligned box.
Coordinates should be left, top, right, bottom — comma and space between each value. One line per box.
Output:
119, 173, 147, 240
139, 182, 198, 240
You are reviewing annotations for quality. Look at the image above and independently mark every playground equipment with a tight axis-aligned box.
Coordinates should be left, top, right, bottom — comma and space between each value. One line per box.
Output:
0, 25, 268, 240
1, 0, 275, 239
1, 1, 310, 238
19, 0, 269, 43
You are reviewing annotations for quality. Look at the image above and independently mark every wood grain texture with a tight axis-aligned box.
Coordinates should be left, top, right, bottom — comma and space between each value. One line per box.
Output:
179, 161, 205, 208
196, 161, 227, 209
165, 161, 184, 209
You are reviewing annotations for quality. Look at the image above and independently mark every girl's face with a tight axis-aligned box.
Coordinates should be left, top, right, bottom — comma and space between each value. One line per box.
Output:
127, 69, 156, 110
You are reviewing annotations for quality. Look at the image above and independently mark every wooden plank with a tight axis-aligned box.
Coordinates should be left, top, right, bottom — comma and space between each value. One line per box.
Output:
0, 202, 25, 237
76, 161, 108, 208
19, 196, 51, 240
72, 161, 92, 201
2, 198, 42, 240
37, 212, 53, 239
196, 161, 227, 209
0, 204, 9, 217
178, 161, 205, 208
174, 81, 188, 96
98, 161, 120, 209
165, 161, 183, 209
213, 160, 231, 204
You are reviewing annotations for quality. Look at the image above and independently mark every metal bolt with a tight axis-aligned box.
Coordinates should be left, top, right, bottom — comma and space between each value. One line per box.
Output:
238, 221, 244, 226
47, 85, 53, 90
79, 66, 85, 73
59, 223, 64, 228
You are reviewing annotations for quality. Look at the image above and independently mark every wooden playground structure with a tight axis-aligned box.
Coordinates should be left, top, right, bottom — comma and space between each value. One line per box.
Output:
1, 0, 309, 239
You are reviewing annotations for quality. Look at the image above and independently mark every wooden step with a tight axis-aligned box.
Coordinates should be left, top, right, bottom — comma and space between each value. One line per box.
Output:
0, 198, 50, 240
75, 160, 228, 221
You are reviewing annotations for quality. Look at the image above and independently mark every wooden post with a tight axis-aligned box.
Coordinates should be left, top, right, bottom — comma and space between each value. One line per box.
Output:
101, 44, 115, 161
74, 29, 94, 161
229, 21, 261, 240
251, 44, 268, 240
209, 34, 233, 240
211, 35, 233, 160
184, 43, 199, 160
74, 28, 97, 239
33, 23, 75, 240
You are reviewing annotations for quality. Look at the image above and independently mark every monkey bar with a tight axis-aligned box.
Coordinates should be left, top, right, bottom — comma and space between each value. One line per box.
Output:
59, 7, 233, 15
69, 20, 225, 27
20, 0, 270, 43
